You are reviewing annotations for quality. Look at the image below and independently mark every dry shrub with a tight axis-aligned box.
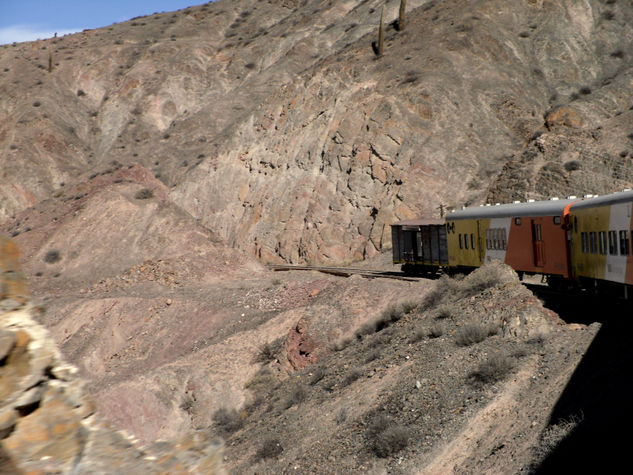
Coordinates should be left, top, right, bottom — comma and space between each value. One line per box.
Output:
409, 325, 427, 343
341, 367, 362, 387
420, 275, 460, 310
455, 324, 489, 346
213, 407, 243, 436
253, 337, 284, 364
43, 249, 61, 264
367, 414, 410, 458
355, 301, 414, 340
330, 336, 353, 352
134, 188, 154, 199
364, 348, 381, 364
428, 324, 444, 339
282, 384, 307, 409
309, 367, 325, 385
460, 264, 504, 297
254, 437, 283, 461
469, 354, 514, 385
244, 367, 276, 394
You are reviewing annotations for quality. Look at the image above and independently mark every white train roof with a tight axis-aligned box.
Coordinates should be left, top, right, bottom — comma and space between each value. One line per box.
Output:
447, 197, 577, 220
569, 189, 633, 210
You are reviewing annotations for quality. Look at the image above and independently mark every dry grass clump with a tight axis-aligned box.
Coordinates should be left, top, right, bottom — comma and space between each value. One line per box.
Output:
469, 354, 514, 385
134, 188, 154, 199
253, 337, 284, 363
212, 407, 243, 436
254, 437, 283, 461
341, 367, 363, 387
532, 413, 583, 463
410, 323, 443, 343
309, 367, 325, 385
366, 414, 410, 458
420, 275, 460, 310
244, 367, 277, 394
282, 384, 307, 409
455, 323, 490, 346
460, 264, 505, 297
355, 301, 417, 340
43, 249, 61, 263
427, 324, 444, 339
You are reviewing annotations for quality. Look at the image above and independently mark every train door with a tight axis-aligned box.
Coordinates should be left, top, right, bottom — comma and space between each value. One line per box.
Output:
421, 227, 431, 263
477, 221, 485, 263
532, 220, 545, 267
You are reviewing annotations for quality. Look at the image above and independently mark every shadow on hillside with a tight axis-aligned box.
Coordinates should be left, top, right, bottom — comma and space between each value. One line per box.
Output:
532, 298, 633, 473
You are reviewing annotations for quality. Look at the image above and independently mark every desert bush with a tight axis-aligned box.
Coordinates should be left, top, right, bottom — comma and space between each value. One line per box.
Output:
309, 367, 325, 385
335, 407, 348, 424
134, 188, 154, 200
364, 348, 381, 364
420, 275, 459, 310
367, 414, 410, 458
244, 367, 276, 394
330, 337, 353, 352
435, 304, 452, 319
180, 393, 195, 414
356, 320, 377, 339
43, 250, 61, 264
253, 337, 284, 364
460, 265, 504, 296
409, 325, 427, 343
564, 160, 581, 172
282, 384, 307, 409
213, 407, 243, 436
254, 437, 283, 461
469, 354, 514, 384
533, 413, 583, 462
455, 324, 489, 346
341, 367, 362, 387
428, 324, 444, 339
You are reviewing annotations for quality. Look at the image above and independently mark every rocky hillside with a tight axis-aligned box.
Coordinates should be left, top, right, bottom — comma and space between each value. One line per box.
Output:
2, 0, 633, 473
0, 236, 225, 473
2, 0, 633, 264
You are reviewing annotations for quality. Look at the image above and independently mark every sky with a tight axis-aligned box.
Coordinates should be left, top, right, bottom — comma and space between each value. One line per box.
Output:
0, 0, 207, 45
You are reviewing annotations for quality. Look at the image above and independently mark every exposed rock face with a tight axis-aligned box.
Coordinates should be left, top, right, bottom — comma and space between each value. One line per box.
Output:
3, 0, 633, 263
0, 236, 225, 473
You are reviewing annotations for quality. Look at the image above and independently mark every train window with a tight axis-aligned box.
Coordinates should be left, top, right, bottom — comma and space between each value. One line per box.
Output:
553, 216, 561, 225
599, 231, 607, 255
581, 232, 588, 253
608, 231, 617, 255
574, 216, 578, 233
471, 233, 475, 250
589, 232, 597, 254
515, 218, 521, 226
459, 234, 463, 249
464, 234, 468, 249
620, 231, 629, 255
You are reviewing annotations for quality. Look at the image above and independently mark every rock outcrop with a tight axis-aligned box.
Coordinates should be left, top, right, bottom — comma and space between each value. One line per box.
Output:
0, 236, 225, 473
3, 0, 633, 263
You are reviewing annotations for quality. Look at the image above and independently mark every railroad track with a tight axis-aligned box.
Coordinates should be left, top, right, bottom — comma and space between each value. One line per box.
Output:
267, 264, 422, 281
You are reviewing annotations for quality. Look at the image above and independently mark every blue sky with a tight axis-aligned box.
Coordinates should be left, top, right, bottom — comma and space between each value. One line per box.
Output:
0, 1, 207, 44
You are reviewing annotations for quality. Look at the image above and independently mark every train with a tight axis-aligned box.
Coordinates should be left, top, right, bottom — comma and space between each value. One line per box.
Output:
391, 190, 633, 298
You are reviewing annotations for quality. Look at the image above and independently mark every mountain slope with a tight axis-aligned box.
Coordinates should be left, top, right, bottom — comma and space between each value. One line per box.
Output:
3, 0, 633, 263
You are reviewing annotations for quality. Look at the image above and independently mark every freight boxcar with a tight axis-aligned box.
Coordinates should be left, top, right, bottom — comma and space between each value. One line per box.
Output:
391, 219, 448, 275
